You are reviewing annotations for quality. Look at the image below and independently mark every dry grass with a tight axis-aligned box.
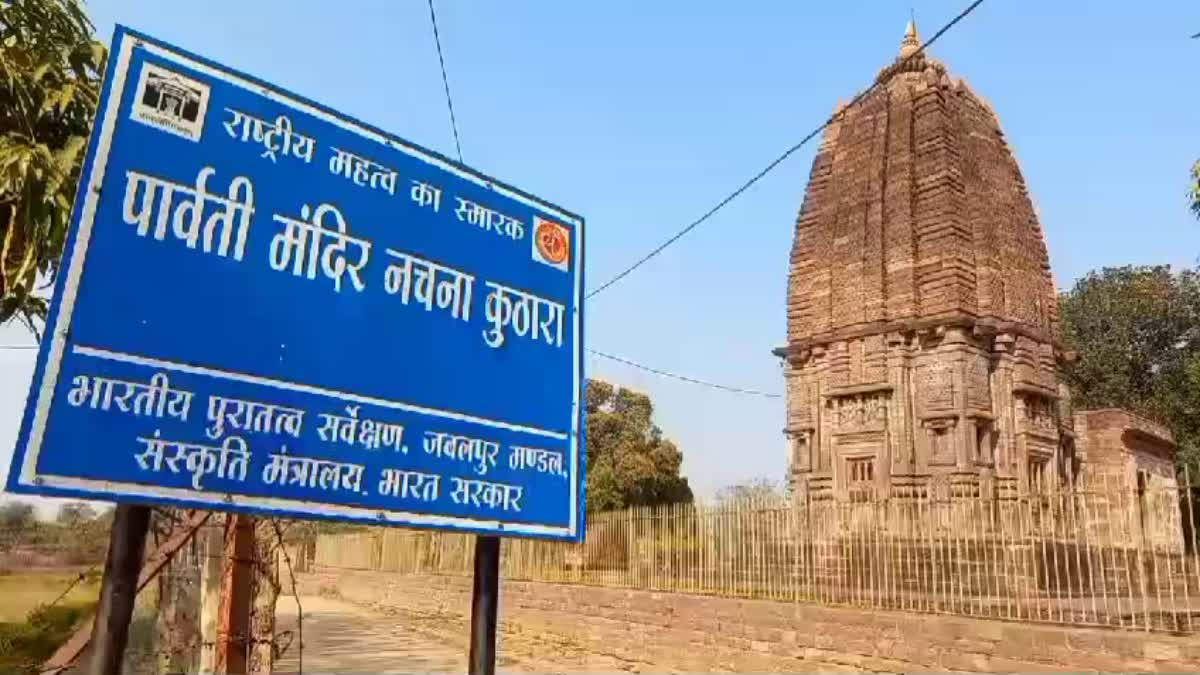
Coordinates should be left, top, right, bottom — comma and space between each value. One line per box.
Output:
0, 568, 100, 622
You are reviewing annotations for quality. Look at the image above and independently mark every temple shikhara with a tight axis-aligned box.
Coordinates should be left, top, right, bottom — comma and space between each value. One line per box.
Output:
776, 22, 1179, 544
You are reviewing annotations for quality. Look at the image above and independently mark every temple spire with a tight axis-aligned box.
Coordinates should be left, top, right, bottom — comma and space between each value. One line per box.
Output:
900, 17, 921, 58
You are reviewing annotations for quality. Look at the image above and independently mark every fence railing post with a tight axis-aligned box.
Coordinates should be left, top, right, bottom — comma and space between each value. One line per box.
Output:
297, 478, 1197, 637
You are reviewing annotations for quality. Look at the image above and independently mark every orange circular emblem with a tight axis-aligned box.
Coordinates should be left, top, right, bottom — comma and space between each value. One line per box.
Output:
536, 219, 569, 265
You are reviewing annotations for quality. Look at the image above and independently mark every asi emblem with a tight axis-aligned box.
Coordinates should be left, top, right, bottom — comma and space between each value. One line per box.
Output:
532, 215, 570, 272
130, 63, 210, 141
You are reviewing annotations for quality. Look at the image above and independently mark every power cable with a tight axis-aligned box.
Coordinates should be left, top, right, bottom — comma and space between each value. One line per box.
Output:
417, 6, 783, 400
584, 0, 985, 299
589, 348, 782, 398
427, 0, 464, 163
583, 4, 986, 394
0, 341, 779, 398
4, 10, 981, 403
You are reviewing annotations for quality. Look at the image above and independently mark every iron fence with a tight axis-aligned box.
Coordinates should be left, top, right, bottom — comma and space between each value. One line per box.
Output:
312, 470, 1200, 635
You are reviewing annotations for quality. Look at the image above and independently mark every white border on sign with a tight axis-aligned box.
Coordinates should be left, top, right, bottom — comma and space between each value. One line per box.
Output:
12, 29, 583, 540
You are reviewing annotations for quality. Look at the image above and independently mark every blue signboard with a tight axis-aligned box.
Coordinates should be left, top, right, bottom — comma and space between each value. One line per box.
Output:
5, 27, 586, 541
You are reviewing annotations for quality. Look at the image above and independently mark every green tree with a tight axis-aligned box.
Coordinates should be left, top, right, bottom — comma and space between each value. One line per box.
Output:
0, 0, 105, 329
1060, 266, 1200, 466
0, 500, 35, 529
65, 505, 114, 563
716, 477, 784, 504
584, 379, 692, 511
1191, 159, 1200, 220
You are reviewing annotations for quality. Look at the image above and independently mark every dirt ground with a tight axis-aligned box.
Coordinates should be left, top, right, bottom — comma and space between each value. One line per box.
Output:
273, 593, 639, 674
274, 595, 466, 674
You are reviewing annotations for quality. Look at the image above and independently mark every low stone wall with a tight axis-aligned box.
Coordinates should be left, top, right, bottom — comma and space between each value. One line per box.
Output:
302, 566, 1200, 672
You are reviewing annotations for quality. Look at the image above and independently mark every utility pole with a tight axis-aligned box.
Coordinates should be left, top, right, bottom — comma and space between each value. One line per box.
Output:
87, 504, 152, 675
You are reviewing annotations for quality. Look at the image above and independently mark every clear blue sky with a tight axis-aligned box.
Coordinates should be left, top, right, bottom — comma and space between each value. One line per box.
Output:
3, 0, 1200, 515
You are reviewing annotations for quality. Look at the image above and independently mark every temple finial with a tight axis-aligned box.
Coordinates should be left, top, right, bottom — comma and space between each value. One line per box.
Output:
900, 15, 921, 58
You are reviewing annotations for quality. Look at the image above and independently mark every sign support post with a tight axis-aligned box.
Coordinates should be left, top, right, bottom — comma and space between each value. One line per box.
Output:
88, 503, 151, 675
468, 535, 500, 675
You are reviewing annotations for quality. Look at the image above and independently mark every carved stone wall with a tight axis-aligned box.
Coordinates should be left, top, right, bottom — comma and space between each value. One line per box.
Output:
778, 24, 1181, 560
1073, 409, 1182, 550
778, 25, 1067, 502
785, 34, 1059, 350
785, 324, 1063, 501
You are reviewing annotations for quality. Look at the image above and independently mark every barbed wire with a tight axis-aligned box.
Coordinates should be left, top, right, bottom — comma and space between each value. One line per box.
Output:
272, 519, 304, 675
41, 567, 99, 613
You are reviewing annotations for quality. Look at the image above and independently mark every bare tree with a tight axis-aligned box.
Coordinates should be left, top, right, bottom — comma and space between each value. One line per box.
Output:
56, 501, 96, 527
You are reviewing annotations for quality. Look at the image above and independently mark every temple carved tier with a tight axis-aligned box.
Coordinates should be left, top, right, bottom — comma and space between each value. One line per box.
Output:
773, 22, 1171, 505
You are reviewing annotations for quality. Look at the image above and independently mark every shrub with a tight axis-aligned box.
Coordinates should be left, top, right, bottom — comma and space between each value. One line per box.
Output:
0, 603, 91, 675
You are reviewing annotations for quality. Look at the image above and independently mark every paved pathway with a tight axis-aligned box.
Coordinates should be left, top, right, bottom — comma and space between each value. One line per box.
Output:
274, 595, 466, 674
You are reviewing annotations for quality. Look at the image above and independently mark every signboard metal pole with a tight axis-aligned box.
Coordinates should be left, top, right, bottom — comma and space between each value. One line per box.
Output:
468, 535, 500, 675
88, 503, 151, 675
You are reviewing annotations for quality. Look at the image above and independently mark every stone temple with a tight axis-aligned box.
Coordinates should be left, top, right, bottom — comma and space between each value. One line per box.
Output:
775, 22, 1179, 539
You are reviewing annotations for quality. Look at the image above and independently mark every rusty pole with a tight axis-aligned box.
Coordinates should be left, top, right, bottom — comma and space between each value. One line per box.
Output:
217, 514, 256, 674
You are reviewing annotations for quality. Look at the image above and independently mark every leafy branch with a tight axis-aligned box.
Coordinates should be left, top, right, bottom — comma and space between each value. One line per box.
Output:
0, 0, 105, 328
